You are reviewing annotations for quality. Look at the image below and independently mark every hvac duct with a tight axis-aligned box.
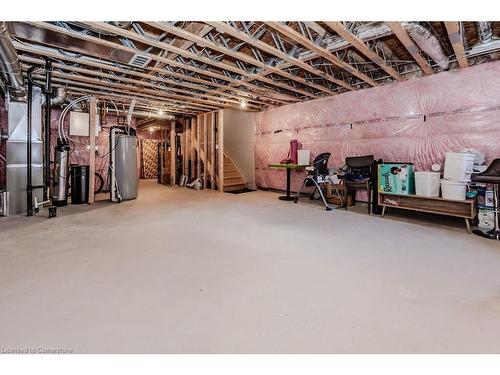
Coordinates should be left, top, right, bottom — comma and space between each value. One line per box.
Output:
0, 22, 25, 98
41, 87, 67, 106
51, 87, 67, 105
308, 22, 449, 71
131, 110, 175, 120
401, 22, 449, 70
468, 22, 500, 58
476, 22, 493, 43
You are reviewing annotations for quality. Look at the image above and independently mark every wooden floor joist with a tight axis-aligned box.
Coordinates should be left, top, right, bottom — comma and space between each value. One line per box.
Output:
324, 21, 404, 81
387, 22, 434, 75
26, 21, 298, 105
81, 22, 315, 101
14, 43, 282, 108
444, 22, 469, 69
208, 21, 356, 92
264, 22, 378, 88
147, 22, 336, 97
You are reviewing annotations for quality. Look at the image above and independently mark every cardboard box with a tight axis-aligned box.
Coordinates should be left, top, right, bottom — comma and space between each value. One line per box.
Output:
325, 183, 353, 206
378, 163, 415, 195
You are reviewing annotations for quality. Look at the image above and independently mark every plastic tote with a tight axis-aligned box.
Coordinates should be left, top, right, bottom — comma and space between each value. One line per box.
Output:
440, 179, 468, 200
443, 152, 475, 182
415, 171, 441, 197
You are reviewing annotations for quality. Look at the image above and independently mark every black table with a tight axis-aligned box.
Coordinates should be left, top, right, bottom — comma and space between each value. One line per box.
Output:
268, 163, 307, 201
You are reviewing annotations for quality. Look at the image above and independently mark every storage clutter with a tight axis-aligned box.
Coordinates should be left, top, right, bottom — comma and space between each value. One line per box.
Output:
440, 151, 477, 200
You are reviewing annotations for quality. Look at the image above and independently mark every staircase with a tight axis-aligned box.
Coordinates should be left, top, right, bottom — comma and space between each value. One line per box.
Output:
223, 152, 247, 192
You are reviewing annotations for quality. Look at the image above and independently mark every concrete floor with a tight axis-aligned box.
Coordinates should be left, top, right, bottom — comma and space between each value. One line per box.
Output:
1, 179, 500, 353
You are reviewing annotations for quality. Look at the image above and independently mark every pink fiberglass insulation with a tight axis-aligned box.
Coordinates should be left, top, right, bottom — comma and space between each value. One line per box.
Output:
255, 60, 500, 193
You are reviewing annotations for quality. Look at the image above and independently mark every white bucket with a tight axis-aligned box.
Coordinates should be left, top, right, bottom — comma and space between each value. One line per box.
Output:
440, 179, 467, 200
443, 152, 475, 182
415, 171, 441, 197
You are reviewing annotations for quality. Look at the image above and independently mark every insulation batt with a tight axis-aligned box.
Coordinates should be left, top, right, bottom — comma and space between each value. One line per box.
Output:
255, 60, 500, 193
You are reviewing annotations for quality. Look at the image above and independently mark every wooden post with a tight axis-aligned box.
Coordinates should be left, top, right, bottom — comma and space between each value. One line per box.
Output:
210, 112, 216, 189
203, 113, 208, 189
184, 119, 190, 177
182, 119, 187, 176
191, 118, 196, 178
217, 109, 224, 192
196, 115, 201, 180
170, 121, 176, 186
88, 96, 97, 203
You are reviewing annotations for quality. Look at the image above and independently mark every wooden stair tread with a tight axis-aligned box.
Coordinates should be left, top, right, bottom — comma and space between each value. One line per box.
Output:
222, 153, 246, 191
224, 180, 246, 187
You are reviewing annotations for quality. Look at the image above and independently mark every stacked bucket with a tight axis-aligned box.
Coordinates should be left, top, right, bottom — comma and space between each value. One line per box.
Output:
440, 152, 476, 200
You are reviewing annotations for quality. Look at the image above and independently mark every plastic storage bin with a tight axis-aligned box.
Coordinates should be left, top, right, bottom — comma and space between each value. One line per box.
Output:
444, 152, 475, 182
440, 179, 467, 200
415, 171, 440, 197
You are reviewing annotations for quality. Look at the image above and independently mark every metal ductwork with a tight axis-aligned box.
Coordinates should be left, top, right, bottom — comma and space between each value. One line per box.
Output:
42, 87, 67, 106
132, 110, 175, 121
468, 22, 500, 58
0, 22, 25, 98
476, 22, 493, 42
307, 22, 450, 71
401, 22, 449, 70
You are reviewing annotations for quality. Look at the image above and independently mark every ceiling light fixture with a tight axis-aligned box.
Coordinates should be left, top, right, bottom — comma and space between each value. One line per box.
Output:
239, 100, 247, 108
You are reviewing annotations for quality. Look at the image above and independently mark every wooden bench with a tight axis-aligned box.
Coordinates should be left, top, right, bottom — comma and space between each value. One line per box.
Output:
378, 192, 477, 234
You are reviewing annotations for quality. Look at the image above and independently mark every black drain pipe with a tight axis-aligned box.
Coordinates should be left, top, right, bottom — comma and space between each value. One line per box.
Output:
26, 69, 34, 216
43, 58, 52, 201
26, 66, 45, 216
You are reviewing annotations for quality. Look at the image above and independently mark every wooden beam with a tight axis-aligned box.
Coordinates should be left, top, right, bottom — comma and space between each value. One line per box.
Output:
197, 115, 201, 179
208, 21, 356, 91
210, 112, 216, 190
147, 22, 336, 97
32, 69, 221, 111
191, 118, 196, 179
387, 22, 434, 75
20, 55, 260, 110
81, 22, 312, 101
203, 114, 208, 189
217, 110, 224, 192
170, 122, 176, 186
305, 22, 326, 37
26, 22, 298, 104
29, 72, 212, 113
15, 43, 281, 107
262, 22, 378, 87
325, 22, 404, 81
444, 22, 469, 69
149, 23, 213, 74
62, 86, 196, 116
185, 121, 189, 178
88, 97, 97, 203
